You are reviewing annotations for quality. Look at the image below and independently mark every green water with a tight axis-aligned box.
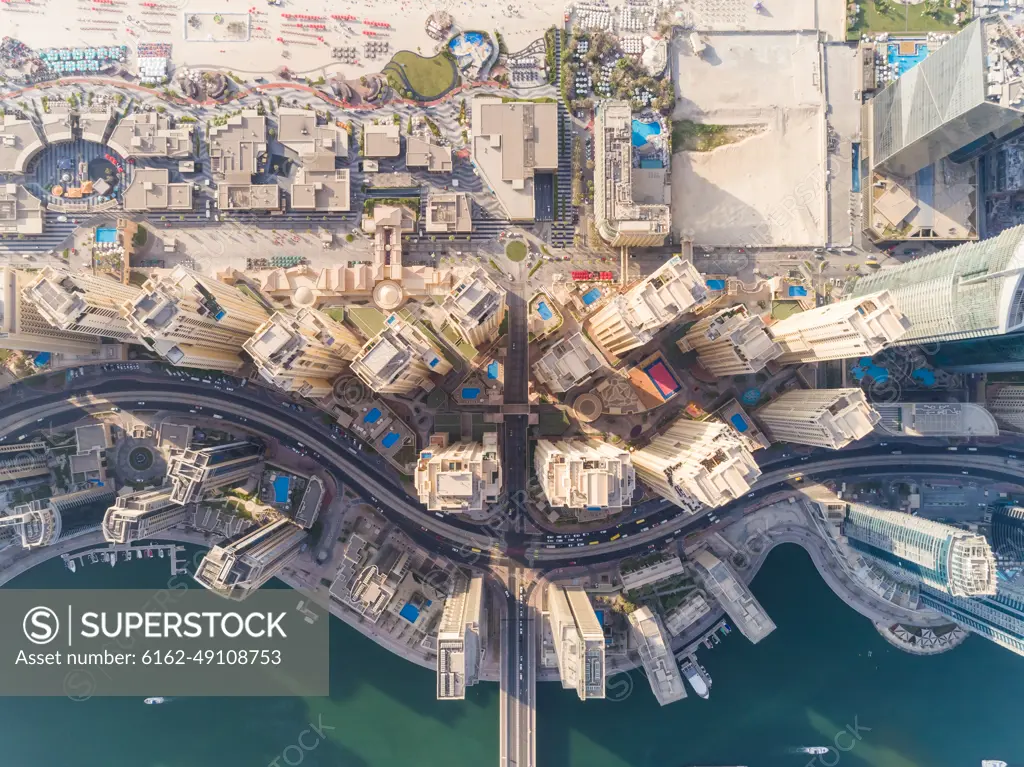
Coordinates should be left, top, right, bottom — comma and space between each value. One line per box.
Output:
3, 543, 1022, 767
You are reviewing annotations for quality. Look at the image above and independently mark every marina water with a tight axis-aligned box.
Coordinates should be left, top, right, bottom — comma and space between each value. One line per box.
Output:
3, 543, 1021, 767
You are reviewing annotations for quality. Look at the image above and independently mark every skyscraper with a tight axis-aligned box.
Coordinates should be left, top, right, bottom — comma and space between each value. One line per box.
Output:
534, 439, 635, 514
0, 485, 118, 549
414, 432, 502, 513
588, 256, 707, 358
631, 418, 761, 513
989, 504, 1024, 567
440, 269, 507, 348
546, 584, 605, 700
123, 266, 269, 372
350, 314, 453, 395
244, 308, 361, 398
167, 441, 265, 505
986, 385, 1024, 431
102, 487, 191, 544
850, 226, 1024, 346
842, 502, 997, 596
532, 332, 606, 393
767, 291, 910, 363
194, 517, 307, 601
0, 266, 103, 355
436, 572, 484, 700
919, 585, 1024, 657
23, 267, 142, 342
755, 388, 879, 449
680, 304, 782, 376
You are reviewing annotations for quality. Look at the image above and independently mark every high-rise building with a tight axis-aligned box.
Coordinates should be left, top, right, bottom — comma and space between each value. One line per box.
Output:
167, 441, 265, 505
244, 308, 360, 398
588, 257, 707, 358
534, 439, 635, 513
414, 432, 502, 513
350, 314, 453, 395
988, 504, 1024, 567
123, 266, 269, 372
102, 487, 191, 544
436, 572, 484, 700
593, 101, 670, 247
767, 291, 910, 363
440, 270, 507, 348
850, 226, 1024, 346
23, 267, 142, 342
194, 517, 307, 601
865, 16, 1024, 179
627, 606, 686, 705
680, 305, 782, 376
842, 502, 997, 596
919, 584, 1024, 657
546, 584, 605, 700
692, 550, 776, 643
631, 418, 761, 514
755, 388, 879, 449
0, 266, 104, 354
986, 385, 1024, 431
0, 485, 118, 549
532, 332, 606, 393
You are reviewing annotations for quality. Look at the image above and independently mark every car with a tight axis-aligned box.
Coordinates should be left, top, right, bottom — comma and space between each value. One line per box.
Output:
111, 407, 120, 413
961, 471, 969, 475
213, 414, 223, 420
968, 447, 978, 452
505, 590, 510, 598
189, 409, 197, 414
36, 418, 43, 423
879, 442, 887, 446
948, 446, 958, 451
137, 401, 145, 405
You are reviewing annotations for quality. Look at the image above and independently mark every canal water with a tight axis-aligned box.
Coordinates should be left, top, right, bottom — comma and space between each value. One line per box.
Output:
2, 543, 1021, 767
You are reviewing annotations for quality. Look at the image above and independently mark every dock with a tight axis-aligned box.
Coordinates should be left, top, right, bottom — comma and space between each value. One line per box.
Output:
62, 542, 188, 575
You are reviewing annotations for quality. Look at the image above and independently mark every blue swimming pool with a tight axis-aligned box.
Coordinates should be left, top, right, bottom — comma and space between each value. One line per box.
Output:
851, 356, 889, 384
537, 301, 553, 321
272, 475, 290, 504
449, 30, 485, 52
381, 432, 400, 449
487, 360, 500, 380
462, 387, 480, 400
95, 228, 117, 243
741, 388, 761, 405
851, 142, 861, 193
912, 368, 936, 387
631, 119, 661, 148
887, 41, 928, 74
788, 286, 808, 297
399, 603, 420, 623
582, 288, 601, 306
363, 407, 382, 424
730, 414, 749, 433
706, 279, 726, 291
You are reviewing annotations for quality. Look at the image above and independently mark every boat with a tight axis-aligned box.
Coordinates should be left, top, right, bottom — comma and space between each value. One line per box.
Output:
681, 661, 709, 699
109, 552, 116, 567
143, 697, 166, 705
135, 550, 142, 560
158, 549, 165, 558
146, 550, 153, 558
981, 761, 1008, 767
66, 558, 76, 573
89, 553, 98, 564
797, 748, 830, 755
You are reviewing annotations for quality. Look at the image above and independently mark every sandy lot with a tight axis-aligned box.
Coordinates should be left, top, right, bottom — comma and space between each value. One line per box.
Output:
671, 31, 826, 247
677, 0, 819, 33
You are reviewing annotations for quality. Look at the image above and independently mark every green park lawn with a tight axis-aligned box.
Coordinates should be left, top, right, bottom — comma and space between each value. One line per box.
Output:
383, 51, 458, 100
847, 0, 961, 39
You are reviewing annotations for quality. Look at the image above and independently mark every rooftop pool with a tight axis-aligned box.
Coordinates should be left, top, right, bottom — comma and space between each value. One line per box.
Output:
631, 119, 661, 148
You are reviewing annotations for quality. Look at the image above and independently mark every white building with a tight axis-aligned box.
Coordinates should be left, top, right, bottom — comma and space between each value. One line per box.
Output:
628, 606, 686, 705
588, 256, 707, 358
874, 401, 1000, 437
692, 550, 776, 643
441, 269, 506, 348
436, 572, 485, 700
632, 418, 761, 514
414, 432, 502, 513
681, 305, 782, 376
23, 267, 142, 342
767, 291, 910, 363
244, 308, 361, 398
167, 441, 265, 505
534, 439, 635, 514
0, 266, 104, 355
532, 332, 606, 393
619, 554, 686, 592
842, 502, 997, 597
102, 487, 190, 544
664, 594, 711, 636
351, 314, 453, 395
194, 518, 307, 601
546, 584, 605, 700
755, 388, 879, 449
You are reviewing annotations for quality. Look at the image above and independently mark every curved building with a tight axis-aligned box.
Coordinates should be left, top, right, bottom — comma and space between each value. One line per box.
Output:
989, 504, 1024, 567
842, 502, 997, 596
850, 225, 1024, 346
873, 401, 999, 437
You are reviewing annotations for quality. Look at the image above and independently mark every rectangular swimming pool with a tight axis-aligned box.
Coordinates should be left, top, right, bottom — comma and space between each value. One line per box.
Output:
95, 228, 117, 243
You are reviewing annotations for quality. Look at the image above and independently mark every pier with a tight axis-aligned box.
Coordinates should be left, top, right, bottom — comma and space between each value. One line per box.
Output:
62, 542, 188, 575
